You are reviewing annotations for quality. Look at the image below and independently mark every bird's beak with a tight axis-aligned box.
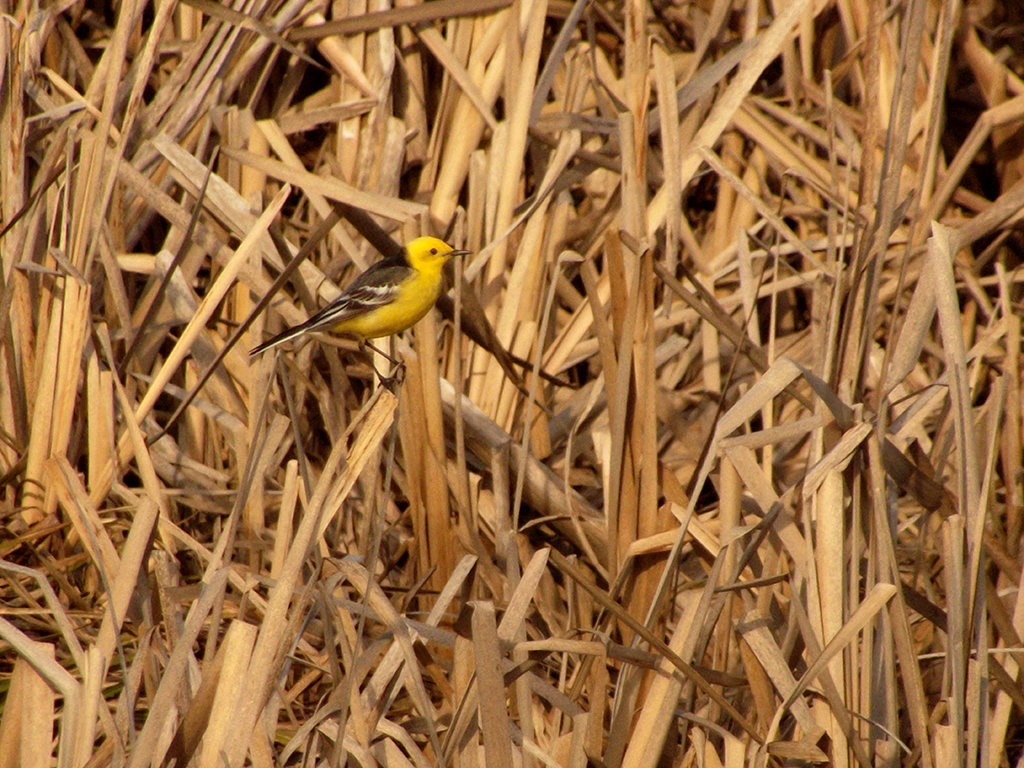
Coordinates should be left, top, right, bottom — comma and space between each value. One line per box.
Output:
449, 249, 472, 258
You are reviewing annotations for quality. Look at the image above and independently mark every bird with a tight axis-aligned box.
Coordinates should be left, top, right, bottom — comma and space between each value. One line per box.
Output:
250, 235, 470, 386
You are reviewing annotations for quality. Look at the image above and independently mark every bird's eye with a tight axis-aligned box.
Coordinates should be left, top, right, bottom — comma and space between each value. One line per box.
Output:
430, 248, 438, 255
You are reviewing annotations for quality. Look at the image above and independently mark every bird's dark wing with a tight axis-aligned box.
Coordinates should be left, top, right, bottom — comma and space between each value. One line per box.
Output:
301, 267, 409, 330
249, 255, 412, 355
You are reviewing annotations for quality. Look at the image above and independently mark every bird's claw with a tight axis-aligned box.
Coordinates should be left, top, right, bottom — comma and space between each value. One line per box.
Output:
377, 362, 406, 392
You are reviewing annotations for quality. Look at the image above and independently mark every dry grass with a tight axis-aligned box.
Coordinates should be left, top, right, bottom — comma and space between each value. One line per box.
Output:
2, 0, 1024, 766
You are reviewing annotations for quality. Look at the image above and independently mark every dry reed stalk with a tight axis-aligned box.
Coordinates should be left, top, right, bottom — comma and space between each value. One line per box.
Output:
4, 0, 1024, 766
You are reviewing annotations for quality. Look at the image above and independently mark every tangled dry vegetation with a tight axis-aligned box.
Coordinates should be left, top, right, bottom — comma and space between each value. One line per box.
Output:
3, 0, 1024, 765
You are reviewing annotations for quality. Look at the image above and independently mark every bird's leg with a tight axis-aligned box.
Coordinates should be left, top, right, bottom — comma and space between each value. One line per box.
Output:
360, 339, 405, 391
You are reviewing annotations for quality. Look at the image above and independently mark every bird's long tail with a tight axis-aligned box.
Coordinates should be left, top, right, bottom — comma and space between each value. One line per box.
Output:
249, 319, 315, 356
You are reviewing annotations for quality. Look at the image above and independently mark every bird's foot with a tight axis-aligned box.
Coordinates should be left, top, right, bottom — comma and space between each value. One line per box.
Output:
376, 362, 406, 393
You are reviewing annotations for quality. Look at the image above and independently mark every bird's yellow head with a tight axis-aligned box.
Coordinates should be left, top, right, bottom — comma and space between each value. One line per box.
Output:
404, 236, 470, 272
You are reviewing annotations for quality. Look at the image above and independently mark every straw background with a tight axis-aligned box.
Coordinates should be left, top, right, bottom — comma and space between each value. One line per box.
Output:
1, 0, 1023, 766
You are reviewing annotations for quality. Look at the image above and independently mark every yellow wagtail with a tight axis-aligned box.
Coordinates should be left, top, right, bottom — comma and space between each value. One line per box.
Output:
251, 236, 470, 384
